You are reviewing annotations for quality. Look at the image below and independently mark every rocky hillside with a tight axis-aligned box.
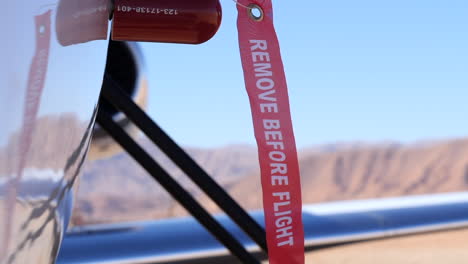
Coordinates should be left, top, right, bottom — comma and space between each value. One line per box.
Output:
72, 138, 468, 225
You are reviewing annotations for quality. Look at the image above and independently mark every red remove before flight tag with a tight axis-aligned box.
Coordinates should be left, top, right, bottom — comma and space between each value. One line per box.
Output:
2, 10, 52, 260
236, 1, 305, 263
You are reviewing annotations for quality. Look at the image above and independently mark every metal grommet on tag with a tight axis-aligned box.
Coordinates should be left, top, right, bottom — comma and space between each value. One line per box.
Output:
247, 4, 263, 21
232, 1, 264, 21
39, 25, 46, 34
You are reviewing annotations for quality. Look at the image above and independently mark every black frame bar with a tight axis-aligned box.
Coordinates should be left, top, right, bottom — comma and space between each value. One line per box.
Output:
97, 74, 268, 263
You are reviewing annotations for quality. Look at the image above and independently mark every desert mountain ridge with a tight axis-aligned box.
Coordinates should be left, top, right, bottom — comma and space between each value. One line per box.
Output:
72, 137, 468, 225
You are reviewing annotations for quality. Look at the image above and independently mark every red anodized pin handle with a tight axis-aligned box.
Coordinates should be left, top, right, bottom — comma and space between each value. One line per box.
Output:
111, 0, 222, 44
56, 0, 110, 46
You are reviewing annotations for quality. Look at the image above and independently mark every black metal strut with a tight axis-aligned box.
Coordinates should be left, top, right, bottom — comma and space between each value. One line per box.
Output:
97, 74, 267, 263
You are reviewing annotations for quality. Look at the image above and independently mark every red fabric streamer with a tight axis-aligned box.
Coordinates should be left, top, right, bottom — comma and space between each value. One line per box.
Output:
236, 1, 305, 263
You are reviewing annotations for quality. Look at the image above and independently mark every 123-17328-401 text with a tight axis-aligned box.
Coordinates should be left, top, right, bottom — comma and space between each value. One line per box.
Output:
116, 5, 179, 15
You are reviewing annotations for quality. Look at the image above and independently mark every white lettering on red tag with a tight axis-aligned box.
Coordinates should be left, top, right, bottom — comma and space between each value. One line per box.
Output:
237, 1, 305, 263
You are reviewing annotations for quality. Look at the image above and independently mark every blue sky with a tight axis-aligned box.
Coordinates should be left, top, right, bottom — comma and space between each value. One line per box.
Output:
141, 0, 468, 148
